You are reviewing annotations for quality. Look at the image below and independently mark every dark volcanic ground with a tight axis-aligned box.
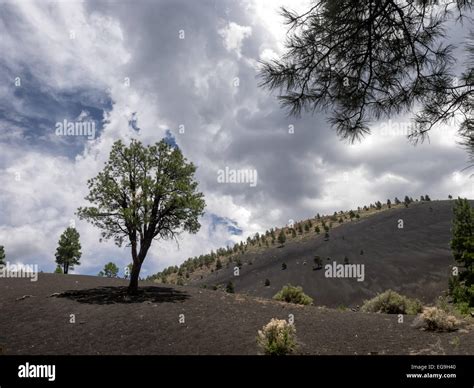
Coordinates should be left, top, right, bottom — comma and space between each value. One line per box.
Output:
192, 201, 458, 308
0, 274, 473, 355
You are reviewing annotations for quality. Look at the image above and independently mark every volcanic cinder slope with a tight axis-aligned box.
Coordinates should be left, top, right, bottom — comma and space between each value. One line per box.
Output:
1, 274, 473, 355
1, 199, 472, 355
191, 200, 459, 308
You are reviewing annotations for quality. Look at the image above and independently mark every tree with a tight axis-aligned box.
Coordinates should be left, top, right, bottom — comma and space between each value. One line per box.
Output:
349, 210, 356, 219
54, 265, 63, 274
216, 258, 223, 270
404, 195, 411, 207
450, 198, 474, 308
387, 199, 391, 209
375, 201, 382, 210
278, 229, 286, 245
314, 225, 321, 234
420, 195, 425, 201
99, 262, 119, 278
77, 139, 205, 294
259, 1, 473, 157
324, 231, 330, 241
449, 194, 453, 199
425, 194, 431, 201
394, 197, 401, 205
55, 227, 81, 274
451, 198, 474, 273
0, 245, 5, 266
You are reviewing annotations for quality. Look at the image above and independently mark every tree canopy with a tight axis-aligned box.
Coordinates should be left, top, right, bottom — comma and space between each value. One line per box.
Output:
99, 262, 120, 278
259, 0, 473, 157
55, 227, 82, 274
451, 197, 474, 273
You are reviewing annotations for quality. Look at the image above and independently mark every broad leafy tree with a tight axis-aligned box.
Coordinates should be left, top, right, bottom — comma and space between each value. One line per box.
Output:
77, 139, 206, 294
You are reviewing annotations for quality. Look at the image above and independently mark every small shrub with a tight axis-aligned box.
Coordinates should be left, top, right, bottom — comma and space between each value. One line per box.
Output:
313, 255, 323, 270
449, 275, 474, 309
455, 302, 472, 316
277, 229, 286, 245
226, 281, 235, 293
264, 279, 270, 287
256, 318, 297, 355
413, 307, 460, 332
273, 284, 313, 305
361, 290, 422, 315
281, 263, 287, 270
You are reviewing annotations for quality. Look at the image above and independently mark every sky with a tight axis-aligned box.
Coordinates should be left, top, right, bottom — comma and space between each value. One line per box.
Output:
0, 0, 472, 277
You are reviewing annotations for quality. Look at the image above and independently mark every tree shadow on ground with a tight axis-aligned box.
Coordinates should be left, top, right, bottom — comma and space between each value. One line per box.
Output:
56, 286, 189, 305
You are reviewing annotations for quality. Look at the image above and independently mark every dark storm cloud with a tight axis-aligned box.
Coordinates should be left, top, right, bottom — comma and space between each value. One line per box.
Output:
84, 0, 472, 230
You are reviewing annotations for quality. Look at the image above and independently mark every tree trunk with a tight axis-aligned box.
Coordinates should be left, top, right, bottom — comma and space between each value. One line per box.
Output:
64, 263, 68, 274
128, 261, 142, 294
127, 238, 151, 294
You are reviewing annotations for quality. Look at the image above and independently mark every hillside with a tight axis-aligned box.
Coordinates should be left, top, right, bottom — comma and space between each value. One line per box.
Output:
188, 200, 459, 308
0, 273, 473, 355
151, 199, 410, 285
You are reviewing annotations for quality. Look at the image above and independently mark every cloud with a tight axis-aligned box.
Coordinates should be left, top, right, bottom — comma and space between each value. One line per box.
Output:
218, 21, 252, 58
0, 0, 472, 278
